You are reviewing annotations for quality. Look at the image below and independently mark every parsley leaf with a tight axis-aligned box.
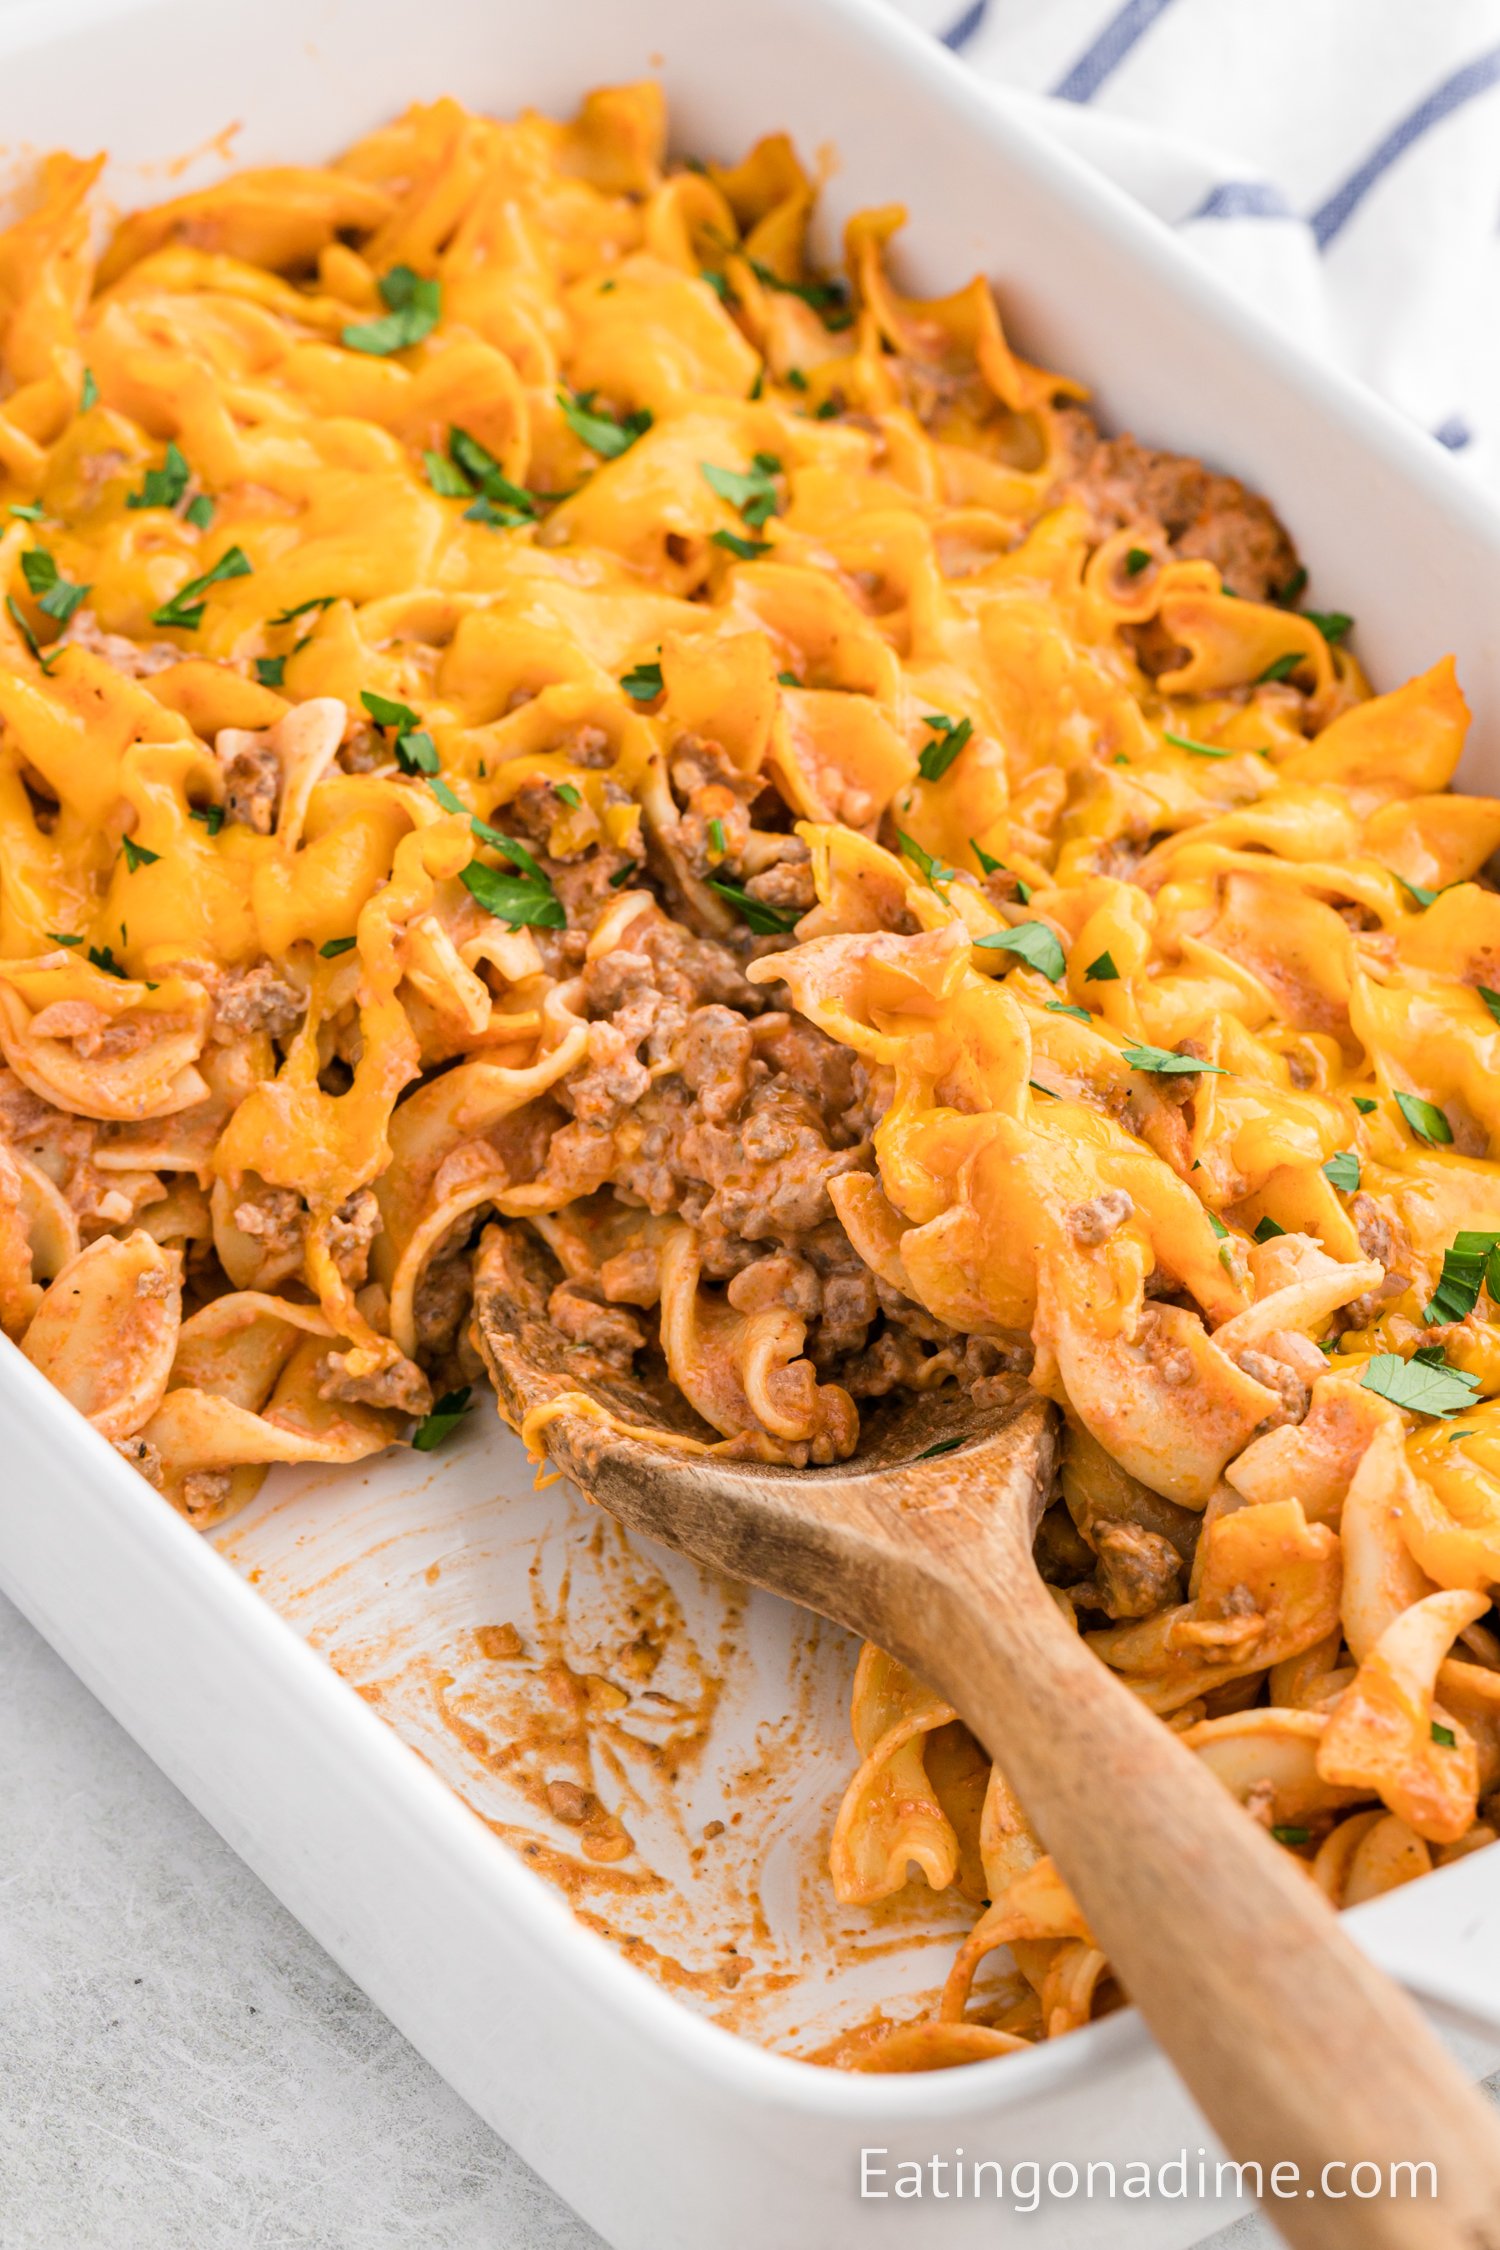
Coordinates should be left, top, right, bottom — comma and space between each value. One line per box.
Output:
1305, 610, 1353, 645
394, 731, 439, 774
254, 655, 286, 688
361, 689, 419, 733
1353, 1095, 1377, 1114
1207, 1212, 1229, 1238
916, 712, 972, 783
342, 265, 441, 355
424, 448, 475, 498
269, 595, 335, 626
412, 1386, 473, 1450
1476, 985, 1500, 1026
620, 660, 664, 701
1253, 1215, 1286, 1242
189, 804, 224, 836
184, 493, 215, 530
701, 454, 782, 528
8, 503, 42, 522
556, 783, 581, 808
1256, 652, 1305, 685
127, 443, 192, 512
461, 858, 565, 929
707, 817, 726, 857
746, 256, 849, 318
708, 878, 800, 935
21, 548, 90, 627
699, 266, 731, 303
1360, 1352, 1481, 1418
557, 388, 653, 459
1322, 1150, 1361, 1194
1122, 1043, 1226, 1076
319, 935, 357, 958
1394, 872, 1439, 909
1164, 728, 1230, 759
974, 921, 1065, 981
710, 529, 770, 560
1046, 1001, 1092, 1023
87, 943, 126, 979
1424, 1231, 1500, 1327
1271, 1825, 1311, 1847
121, 837, 159, 872
442, 427, 543, 525
1123, 546, 1151, 576
1276, 566, 1308, 604
46, 931, 82, 947
1432, 1721, 1458, 1748
1395, 1091, 1453, 1146
1085, 951, 1120, 983
151, 545, 251, 630
608, 861, 638, 888
80, 368, 98, 412
895, 830, 954, 890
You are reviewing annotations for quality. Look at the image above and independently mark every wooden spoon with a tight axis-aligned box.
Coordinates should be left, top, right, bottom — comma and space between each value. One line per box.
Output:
474, 1234, 1500, 2250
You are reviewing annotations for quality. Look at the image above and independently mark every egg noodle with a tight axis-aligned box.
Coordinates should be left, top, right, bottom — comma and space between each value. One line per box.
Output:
4, 81, 1500, 2071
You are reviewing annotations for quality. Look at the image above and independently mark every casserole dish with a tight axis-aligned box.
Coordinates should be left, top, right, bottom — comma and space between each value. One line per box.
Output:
3, 1, 1500, 2243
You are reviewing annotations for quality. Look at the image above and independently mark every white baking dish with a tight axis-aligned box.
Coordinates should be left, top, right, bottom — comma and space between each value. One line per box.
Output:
4, 3, 1500, 2246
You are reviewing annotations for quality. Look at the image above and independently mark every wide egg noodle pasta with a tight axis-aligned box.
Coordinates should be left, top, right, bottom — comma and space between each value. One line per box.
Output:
1, 81, 1499, 2071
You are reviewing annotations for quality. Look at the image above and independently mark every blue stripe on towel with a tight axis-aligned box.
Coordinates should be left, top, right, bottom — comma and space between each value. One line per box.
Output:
1310, 46, 1500, 247
1051, 0, 1179, 103
940, 0, 988, 52
1192, 180, 1294, 220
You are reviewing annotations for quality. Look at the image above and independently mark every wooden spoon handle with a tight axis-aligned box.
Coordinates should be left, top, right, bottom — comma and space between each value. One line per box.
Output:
931, 1559, 1500, 2250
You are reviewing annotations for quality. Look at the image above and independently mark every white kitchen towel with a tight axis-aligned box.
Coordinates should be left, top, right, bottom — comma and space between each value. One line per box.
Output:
880, 0, 1500, 501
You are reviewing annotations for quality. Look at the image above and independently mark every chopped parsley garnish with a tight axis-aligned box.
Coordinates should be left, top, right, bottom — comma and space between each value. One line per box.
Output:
1353, 1095, 1377, 1114
151, 545, 251, 630
87, 943, 126, 979
707, 817, 726, 856
121, 837, 159, 872
701, 453, 782, 528
189, 804, 225, 836
1431, 1721, 1458, 1748
1122, 1042, 1226, 1076
974, 921, 1065, 981
777, 670, 799, 687
1394, 872, 1439, 909
21, 548, 90, 627
269, 595, 335, 626
6, 594, 49, 668
699, 266, 731, 302
1271, 1825, 1311, 1847
1207, 1212, 1230, 1239
1360, 1352, 1481, 1418
785, 367, 808, 392
342, 265, 441, 355
8, 503, 42, 522
1085, 951, 1120, 983
426, 775, 523, 856
46, 932, 82, 947
1256, 652, 1305, 685
254, 656, 286, 688
746, 256, 849, 319
127, 443, 192, 512
1306, 610, 1353, 645
185, 493, 215, 530
461, 856, 565, 930
1028, 1080, 1059, 1099
1046, 1001, 1092, 1023
1395, 1091, 1453, 1147
427, 426, 545, 526
319, 935, 357, 958
916, 712, 972, 783
412, 1387, 473, 1451
608, 861, 638, 888
708, 878, 800, 935
620, 660, 664, 701
557, 388, 653, 459
80, 368, 98, 412
556, 783, 581, 808
812, 398, 839, 420
1164, 728, 1230, 759
360, 689, 438, 773
1424, 1231, 1500, 1327
915, 1435, 965, 1461
895, 830, 954, 890
1277, 566, 1308, 604
1123, 546, 1151, 576
1478, 985, 1500, 1026
711, 529, 770, 560
1321, 1150, 1360, 1194
1253, 1215, 1286, 1242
